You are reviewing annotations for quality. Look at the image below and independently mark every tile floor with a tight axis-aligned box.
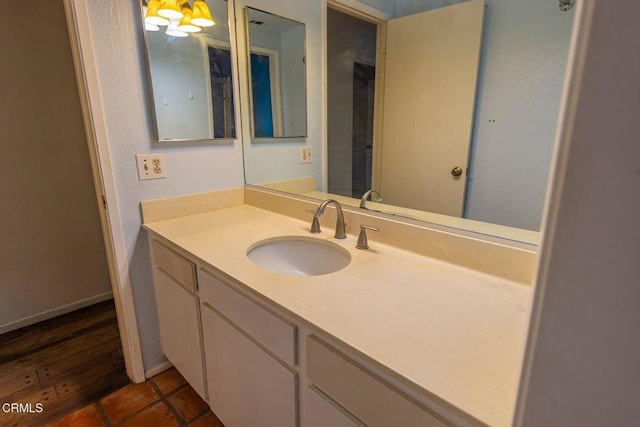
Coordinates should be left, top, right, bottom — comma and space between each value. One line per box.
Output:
49, 368, 224, 426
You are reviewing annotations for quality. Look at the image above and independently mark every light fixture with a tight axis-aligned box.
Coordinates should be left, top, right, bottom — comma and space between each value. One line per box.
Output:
178, 4, 202, 33
191, 0, 215, 27
144, 0, 170, 26
165, 19, 189, 37
145, 22, 160, 31
157, 0, 184, 20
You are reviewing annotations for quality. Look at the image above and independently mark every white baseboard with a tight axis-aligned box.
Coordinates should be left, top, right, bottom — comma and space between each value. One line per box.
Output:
144, 360, 173, 379
0, 291, 114, 335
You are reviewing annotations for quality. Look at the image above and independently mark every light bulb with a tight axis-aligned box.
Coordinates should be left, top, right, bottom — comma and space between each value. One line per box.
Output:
191, 0, 215, 27
157, 0, 184, 20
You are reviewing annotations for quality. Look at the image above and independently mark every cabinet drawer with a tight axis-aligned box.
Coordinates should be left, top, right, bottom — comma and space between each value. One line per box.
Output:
198, 268, 296, 366
306, 336, 448, 427
304, 386, 363, 427
151, 239, 196, 293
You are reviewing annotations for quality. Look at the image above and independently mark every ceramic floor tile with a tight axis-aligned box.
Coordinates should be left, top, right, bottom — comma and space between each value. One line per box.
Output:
100, 381, 159, 424
152, 367, 187, 396
167, 385, 209, 422
188, 411, 225, 427
48, 403, 106, 427
120, 401, 180, 427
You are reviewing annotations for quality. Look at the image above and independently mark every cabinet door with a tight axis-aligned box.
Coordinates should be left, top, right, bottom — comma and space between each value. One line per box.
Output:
154, 269, 206, 398
201, 303, 296, 427
304, 386, 363, 427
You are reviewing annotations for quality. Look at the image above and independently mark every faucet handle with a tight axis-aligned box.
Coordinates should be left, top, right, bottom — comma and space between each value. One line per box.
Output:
305, 209, 321, 234
356, 225, 379, 250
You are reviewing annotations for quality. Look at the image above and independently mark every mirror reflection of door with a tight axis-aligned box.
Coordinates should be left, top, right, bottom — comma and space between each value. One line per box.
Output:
351, 62, 375, 198
328, 1, 484, 217
208, 46, 236, 138
327, 8, 377, 199
378, 0, 484, 217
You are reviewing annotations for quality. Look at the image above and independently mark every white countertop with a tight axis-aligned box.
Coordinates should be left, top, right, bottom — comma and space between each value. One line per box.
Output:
144, 205, 532, 426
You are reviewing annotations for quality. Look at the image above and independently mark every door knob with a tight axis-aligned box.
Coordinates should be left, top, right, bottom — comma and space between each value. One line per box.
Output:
451, 166, 463, 177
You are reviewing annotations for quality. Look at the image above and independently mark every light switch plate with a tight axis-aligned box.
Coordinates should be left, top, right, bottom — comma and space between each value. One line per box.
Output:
136, 154, 166, 180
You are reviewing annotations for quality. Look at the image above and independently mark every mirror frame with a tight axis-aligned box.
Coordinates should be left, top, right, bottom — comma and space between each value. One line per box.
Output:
139, 0, 243, 144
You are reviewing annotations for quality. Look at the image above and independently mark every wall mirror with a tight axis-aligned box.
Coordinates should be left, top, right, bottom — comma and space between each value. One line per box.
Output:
242, 0, 576, 245
140, 0, 238, 141
245, 7, 307, 139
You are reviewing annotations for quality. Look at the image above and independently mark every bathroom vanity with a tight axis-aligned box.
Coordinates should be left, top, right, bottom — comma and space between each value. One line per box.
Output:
143, 188, 534, 427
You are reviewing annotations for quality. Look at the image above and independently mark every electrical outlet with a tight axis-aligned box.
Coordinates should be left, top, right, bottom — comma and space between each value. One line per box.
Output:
136, 154, 166, 180
300, 147, 312, 164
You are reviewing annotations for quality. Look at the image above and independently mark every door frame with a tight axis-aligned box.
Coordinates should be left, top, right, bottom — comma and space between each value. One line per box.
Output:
63, 0, 145, 383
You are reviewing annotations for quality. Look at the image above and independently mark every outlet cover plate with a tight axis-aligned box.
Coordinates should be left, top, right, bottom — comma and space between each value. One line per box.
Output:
300, 147, 312, 164
136, 154, 166, 180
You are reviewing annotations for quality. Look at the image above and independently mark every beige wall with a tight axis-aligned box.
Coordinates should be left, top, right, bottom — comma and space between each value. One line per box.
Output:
0, 0, 111, 332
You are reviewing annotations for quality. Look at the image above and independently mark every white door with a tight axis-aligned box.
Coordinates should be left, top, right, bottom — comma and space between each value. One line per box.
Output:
376, 0, 484, 216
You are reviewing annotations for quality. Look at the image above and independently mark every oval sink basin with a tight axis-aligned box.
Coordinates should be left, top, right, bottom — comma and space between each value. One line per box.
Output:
247, 236, 351, 276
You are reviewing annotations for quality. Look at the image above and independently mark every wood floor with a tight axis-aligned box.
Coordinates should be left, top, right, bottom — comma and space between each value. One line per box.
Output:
0, 300, 130, 426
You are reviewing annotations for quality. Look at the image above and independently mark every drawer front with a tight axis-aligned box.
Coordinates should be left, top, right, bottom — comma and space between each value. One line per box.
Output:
306, 336, 448, 427
304, 386, 363, 427
198, 268, 296, 366
202, 304, 297, 427
154, 269, 206, 399
151, 239, 196, 293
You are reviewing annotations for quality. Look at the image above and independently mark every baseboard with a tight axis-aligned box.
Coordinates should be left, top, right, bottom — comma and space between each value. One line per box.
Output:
0, 291, 114, 335
144, 360, 173, 379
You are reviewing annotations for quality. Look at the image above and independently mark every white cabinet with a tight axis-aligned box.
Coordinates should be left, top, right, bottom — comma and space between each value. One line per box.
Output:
306, 335, 448, 427
150, 240, 206, 399
304, 386, 363, 427
201, 303, 297, 427
148, 236, 455, 426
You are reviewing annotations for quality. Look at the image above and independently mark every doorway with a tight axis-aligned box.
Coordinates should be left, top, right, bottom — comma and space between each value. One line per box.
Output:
0, 0, 127, 416
327, 7, 378, 199
351, 62, 376, 198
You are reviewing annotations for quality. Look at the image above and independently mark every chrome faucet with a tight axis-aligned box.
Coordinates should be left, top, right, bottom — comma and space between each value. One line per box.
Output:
308, 199, 346, 239
359, 190, 382, 209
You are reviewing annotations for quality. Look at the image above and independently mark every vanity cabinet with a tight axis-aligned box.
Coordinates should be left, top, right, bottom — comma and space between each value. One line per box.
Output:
148, 236, 461, 426
198, 268, 297, 427
150, 240, 206, 399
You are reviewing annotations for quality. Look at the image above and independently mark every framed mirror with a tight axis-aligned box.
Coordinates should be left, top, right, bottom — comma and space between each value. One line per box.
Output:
245, 7, 307, 139
140, 0, 238, 142
242, 0, 576, 245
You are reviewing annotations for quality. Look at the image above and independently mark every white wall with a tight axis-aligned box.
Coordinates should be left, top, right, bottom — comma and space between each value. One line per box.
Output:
83, 0, 245, 371
465, 0, 574, 230
0, 0, 111, 333
238, 0, 324, 189
280, 25, 307, 137
516, 0, 640, 424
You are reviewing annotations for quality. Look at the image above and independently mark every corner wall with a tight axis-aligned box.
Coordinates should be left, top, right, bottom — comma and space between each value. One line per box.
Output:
517, 0, 640, 424
82, 0, 245, 371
